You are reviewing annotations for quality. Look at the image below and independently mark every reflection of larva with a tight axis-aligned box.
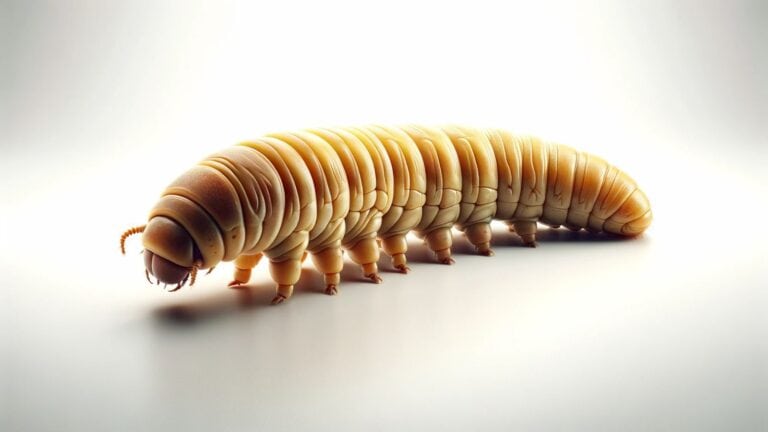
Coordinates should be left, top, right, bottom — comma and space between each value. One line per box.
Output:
121, 125, 652, 304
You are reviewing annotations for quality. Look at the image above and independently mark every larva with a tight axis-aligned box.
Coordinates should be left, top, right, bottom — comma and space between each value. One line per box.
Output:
121, 125, 652, 304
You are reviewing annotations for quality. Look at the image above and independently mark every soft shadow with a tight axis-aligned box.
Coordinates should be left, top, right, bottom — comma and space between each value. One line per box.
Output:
405, 226, 639, 263
152, 268, 329, 327
339, 259, 376, 282
397, 240, 437, 264
492, 226, 640, 246
152, 285, 272, 327
152, 226, 645, 327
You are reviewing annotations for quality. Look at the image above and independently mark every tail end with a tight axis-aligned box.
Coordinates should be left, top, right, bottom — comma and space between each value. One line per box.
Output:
603, 189, 653, 236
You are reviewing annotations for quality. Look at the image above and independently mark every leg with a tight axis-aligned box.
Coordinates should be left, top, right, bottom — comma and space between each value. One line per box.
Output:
268, 258, 303, 305
381, 234, 409, 273
465, 222, 494, 256
228, 253, 263, 287
425, 227, 454, 264
264, 231, 310, 304
310, 244, 344, 295
347, 237, 383, 283
513, 220, 538, 247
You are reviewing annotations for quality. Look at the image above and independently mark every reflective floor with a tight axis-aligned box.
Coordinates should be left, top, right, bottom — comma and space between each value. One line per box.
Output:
4, 187, 766, 430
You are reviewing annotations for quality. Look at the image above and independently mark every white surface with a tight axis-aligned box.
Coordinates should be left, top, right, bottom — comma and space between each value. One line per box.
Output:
2, 1, 766, 431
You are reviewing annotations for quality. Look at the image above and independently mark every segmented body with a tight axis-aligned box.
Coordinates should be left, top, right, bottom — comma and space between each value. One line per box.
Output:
130, 125, 652, 303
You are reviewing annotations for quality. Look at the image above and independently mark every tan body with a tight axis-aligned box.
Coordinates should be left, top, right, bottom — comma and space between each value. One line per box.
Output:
125, 125, 652, 303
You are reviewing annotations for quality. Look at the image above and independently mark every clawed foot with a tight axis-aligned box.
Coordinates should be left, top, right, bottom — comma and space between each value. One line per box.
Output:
524, 241, 538, 248
394, 264, 410, 274
324, 284, 338, 295
365, 273, 383, 284
478, 248, 495, 256
271, 294, 287, 305
439, 256, 455, 265
228, 280, 246, 288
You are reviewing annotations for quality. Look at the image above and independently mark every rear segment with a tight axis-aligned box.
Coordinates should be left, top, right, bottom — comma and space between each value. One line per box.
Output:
485, 129, 652, 243
600, 188, 652, 236
548, 143, 652, 236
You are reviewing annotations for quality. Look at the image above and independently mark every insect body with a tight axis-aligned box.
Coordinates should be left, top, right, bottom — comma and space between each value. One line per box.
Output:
121, 125, 652, 304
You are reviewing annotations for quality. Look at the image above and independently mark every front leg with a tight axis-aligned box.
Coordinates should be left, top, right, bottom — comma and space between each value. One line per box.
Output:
268, 258, 303, 305
265, 231, 309, 304
228, 253, 263, 287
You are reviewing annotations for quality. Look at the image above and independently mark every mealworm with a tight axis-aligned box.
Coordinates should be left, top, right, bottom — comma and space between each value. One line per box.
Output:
121, 125, 652, 304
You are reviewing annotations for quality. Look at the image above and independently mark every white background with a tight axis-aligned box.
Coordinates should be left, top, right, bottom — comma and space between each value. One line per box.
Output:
2, 1, 766, 431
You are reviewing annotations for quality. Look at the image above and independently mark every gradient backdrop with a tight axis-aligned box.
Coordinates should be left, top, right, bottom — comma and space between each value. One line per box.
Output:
2, 1, 766, 431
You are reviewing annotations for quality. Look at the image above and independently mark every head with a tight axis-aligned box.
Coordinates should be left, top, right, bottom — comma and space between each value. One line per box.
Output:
120, 217, 201, 291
